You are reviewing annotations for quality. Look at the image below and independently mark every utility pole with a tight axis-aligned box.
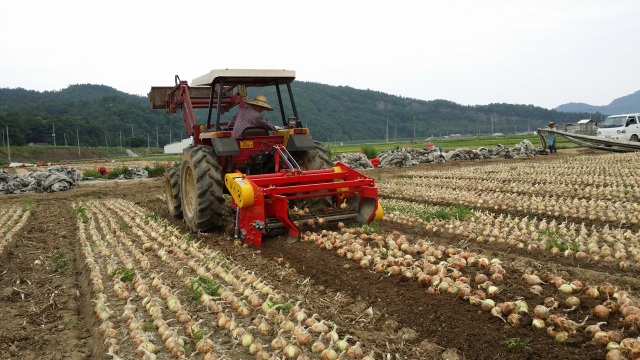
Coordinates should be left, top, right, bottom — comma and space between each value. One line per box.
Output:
132, 125, 134, 137
156, 127, 159, 148
6, 126, 11, 164
64, 132, 68, 146
413, 117, 416, 139
491, 114, 494, 134
52, 124, 56, 146
394, 123, 397, 143
386, 118, 388, 143
77, 129, 81, 156
105, 134, 109, 147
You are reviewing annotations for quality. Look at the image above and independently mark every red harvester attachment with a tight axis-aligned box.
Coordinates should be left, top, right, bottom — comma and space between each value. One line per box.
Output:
225, 144, 382, 246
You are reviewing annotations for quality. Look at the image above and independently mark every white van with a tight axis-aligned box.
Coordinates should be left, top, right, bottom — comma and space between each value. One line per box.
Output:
597, 113, 640, 142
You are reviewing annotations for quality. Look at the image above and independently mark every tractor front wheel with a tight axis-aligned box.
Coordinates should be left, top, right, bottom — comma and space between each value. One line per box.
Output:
180, 146, 225, 232
164, 167, 182, 219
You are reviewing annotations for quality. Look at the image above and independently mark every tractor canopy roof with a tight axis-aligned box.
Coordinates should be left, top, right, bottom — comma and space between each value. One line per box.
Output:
191, 69, 296, 87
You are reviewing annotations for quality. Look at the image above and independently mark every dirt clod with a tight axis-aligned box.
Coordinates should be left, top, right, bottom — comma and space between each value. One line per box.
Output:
441, 348, 465, 360
398, 326, 419, 342
419, 339, 442, 358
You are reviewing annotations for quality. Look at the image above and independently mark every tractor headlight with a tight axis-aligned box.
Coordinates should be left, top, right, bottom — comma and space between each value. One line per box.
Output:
287, 117, 298, 128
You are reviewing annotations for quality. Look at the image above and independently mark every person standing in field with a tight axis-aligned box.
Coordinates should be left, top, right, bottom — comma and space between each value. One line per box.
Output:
547, 122, 557, 154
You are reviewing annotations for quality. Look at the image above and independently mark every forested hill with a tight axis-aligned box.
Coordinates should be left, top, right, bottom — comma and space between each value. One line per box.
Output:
252, 82, 599, 143
0, 85, 183, 147
0, 82, 599, 147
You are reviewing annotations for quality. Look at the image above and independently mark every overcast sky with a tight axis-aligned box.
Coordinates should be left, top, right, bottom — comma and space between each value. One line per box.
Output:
1, 0, 638, 109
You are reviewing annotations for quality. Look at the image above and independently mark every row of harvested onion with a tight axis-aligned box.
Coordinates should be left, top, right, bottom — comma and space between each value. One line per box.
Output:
74, 209, 124, 357
103, 199, 375, 360
380, 182, 640, 225
303, 227, 640, 359
87, 201, 213, 359
0, 206, 30, 256
405, 151, 640, 188
398, 175, 640, 202
0, 206, 15, 230
381, 199, 640, 269
84, 206, 162, 357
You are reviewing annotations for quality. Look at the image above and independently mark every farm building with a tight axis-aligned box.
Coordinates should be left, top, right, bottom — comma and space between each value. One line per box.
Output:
163, 138, 192, 154
563, 119, 595, 135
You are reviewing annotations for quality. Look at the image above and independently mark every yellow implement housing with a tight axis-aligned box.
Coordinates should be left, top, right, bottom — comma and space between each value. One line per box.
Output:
225, 173, 255, 208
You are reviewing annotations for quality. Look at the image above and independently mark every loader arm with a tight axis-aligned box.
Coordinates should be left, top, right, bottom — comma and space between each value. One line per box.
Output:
147, 80, 245, 138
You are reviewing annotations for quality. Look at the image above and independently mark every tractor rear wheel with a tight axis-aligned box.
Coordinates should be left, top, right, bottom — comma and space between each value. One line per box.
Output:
164, 167, 182, 219
294, 142, 334, 209
180, 146, 226, 232
299, 142, 332, 171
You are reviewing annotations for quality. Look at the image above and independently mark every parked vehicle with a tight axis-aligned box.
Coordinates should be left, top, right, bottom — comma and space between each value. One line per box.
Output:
597, 113, 640, 142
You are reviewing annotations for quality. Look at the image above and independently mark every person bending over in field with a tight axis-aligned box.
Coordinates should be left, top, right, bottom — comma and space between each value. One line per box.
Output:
229, 94, 282, 137
547, 122, 557, 154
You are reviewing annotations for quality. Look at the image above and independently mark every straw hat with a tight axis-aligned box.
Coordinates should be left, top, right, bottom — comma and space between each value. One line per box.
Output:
245, 94, 273, 111
549, 122, 556, 126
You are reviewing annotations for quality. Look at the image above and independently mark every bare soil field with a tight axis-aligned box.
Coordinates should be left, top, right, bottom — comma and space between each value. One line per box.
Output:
0, 148, 637, 360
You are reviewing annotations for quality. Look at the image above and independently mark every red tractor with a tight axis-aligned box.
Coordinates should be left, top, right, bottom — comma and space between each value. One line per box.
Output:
149, 69, 381, 245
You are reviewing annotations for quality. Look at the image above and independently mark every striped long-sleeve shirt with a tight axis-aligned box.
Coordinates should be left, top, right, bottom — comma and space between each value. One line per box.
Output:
229, 106, 276, 138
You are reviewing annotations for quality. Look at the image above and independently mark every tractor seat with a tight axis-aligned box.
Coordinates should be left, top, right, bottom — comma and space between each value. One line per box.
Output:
242, 127, 270, 137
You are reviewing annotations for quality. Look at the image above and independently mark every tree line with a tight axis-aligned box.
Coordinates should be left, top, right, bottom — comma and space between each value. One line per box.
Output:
0, 85, 185, 147
0, 82, 604, 147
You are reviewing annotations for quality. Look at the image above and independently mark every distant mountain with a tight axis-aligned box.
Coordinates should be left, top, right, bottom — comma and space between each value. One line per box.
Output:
556, 90, 640, 115
0, 82, 599, 147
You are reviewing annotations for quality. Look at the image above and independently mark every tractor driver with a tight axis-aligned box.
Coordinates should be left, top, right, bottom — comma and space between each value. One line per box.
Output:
229, 94, 282, 137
